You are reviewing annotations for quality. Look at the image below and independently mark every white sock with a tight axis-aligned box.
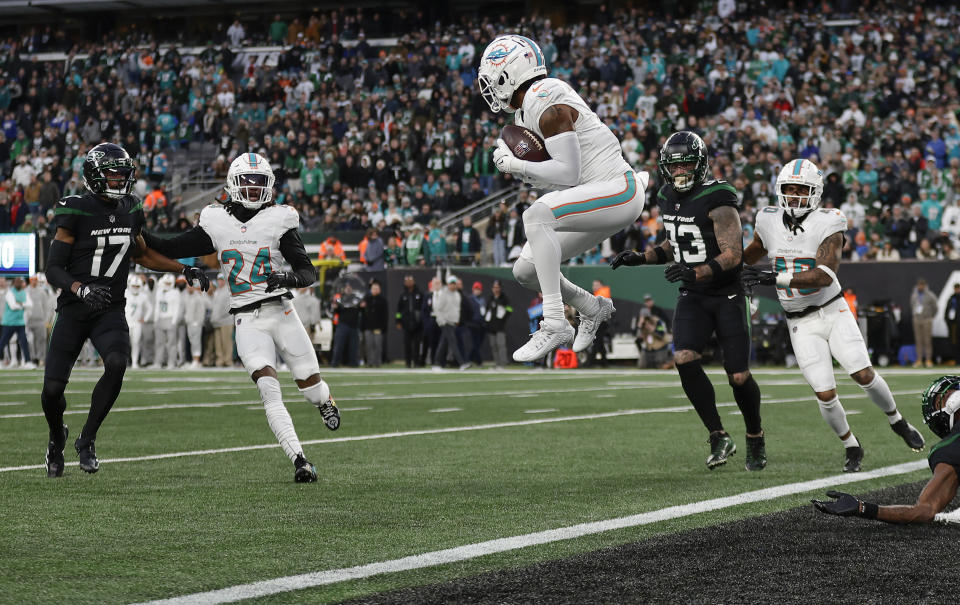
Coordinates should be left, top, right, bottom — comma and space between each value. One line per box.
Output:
299, 379, 331, 407
257, 376, 302, 463
861, 374, 901, 423
818, 395, 856, 444
561, 276, 600, 316
541, 293, 565, 329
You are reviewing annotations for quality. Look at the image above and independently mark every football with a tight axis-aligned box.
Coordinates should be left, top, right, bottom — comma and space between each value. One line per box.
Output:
501, 124, 551, 162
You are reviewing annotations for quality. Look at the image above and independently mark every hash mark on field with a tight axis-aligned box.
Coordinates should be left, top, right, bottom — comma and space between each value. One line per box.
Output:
429, 408, 462, 413
594, 394, 615, 398
524, 409, 557, 414
0, 401, 25, 407
341, 406, 372, 411
134, 460, 928, 605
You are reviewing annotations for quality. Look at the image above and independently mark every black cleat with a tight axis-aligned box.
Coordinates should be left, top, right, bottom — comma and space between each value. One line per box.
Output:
745, 435, 767, 471
843, 445, 864, 473
294, 454, 317, 483
706, 431, 736, 470
75, 438, 100, 474
45, 424, 69, 478
890, 419, 925, 452
317, 398, 340, 431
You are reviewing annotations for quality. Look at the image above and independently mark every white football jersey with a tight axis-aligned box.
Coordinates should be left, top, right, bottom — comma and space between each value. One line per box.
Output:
125, 290, 152, 323
199, 203, 300, 309
515, 78, 631, 185
754, 206, 846, 312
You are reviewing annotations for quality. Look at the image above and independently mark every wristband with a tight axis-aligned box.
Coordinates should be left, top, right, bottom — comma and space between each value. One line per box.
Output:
817, 265, 838, 284
707, 259, 723, 277
859, 501, 879, 520
776, 272, 792, 288
654, 247, 668, 264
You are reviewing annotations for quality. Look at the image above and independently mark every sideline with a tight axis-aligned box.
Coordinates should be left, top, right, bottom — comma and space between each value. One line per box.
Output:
135, 460, 928, 605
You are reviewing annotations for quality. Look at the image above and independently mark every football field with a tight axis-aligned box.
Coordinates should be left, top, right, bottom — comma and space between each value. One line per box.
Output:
0, 366, 954, 604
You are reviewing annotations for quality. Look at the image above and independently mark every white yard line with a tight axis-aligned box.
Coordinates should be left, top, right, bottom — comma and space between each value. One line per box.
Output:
134, 460, 928, 605
429, 408, 462, 413
0, 385, 661, 419
0, 387, 917, 421
0, 406, 699, 473
0, 374, 643, 396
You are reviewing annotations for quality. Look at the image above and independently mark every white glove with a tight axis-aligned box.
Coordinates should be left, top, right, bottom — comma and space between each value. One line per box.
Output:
492, 139, 525, 176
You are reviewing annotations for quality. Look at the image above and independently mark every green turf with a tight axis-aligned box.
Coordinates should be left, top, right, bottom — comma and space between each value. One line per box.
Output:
0, 366, 944, 604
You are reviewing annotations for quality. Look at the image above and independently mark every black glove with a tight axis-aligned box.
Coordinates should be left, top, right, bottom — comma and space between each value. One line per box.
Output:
811, 490, 862, 517
76, 284, 112, 310
181, 266, 210, 292
741, 265, 778, 289
664, 262, 697, 284
264, 271, 294, 293
610, 250, 645, 270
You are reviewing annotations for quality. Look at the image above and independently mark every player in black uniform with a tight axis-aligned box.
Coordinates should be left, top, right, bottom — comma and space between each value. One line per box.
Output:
812, 375, 960, 523
43, 142, 209, 477
611, 131, 765, 471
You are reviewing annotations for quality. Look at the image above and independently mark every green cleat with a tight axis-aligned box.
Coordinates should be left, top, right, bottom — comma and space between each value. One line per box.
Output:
706, 431, 736, 470
745, 435, 767, 471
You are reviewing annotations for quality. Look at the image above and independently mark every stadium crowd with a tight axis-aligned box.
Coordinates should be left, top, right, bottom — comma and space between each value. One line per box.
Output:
1, 2, 960, 267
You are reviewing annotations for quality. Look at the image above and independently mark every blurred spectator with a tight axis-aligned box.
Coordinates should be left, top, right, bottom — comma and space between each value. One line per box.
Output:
331, 283, 361, 367
361, 280, 388, 368
433, 274, 469, 370
396, 275, 423, 368
910, 278, 938, 368
465, 281, 486, 366
945, 283, 960, 366
454, 215, 481, 265
484, 279, 512, 369
318, 235, 347, 262
636, 314, 672, 370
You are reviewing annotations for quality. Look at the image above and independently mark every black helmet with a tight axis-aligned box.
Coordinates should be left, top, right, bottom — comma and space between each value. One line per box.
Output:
658, 131, 709, 193
82, 142, 136, 201
921, 375, 960, 438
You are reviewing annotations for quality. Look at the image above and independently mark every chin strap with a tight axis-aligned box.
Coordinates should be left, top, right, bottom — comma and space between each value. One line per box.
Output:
783, 211, 808, 235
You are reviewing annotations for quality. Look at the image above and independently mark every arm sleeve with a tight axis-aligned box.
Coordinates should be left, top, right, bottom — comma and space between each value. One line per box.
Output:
519, 131, 582, 187
278, 229, 318, 288
142, 227, 216, 259
45, 239, 78, 294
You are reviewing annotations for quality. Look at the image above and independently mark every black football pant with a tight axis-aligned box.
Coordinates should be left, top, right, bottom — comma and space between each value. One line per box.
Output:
41, 304, 130, 445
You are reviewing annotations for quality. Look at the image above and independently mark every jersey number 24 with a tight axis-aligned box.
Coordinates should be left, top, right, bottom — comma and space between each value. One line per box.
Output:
220, 248, 272, 294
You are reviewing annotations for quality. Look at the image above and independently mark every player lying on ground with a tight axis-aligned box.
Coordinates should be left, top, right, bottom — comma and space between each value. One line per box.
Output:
742, 159, 924, 472
143, 152, 339, 483
611, 131, 765, 471
43, 142, 209, 477
813, 376, 960, 523
478, 34, 647, 362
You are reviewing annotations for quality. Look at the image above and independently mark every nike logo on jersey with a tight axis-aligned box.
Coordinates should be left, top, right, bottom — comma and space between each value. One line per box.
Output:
58, 200, 67, 205
839, 308, 846, 313
728, 294, 736, 299
284, 309, 292, 315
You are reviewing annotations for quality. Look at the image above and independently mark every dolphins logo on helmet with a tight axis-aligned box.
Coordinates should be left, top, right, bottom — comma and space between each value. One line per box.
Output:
477, 35, 547, 114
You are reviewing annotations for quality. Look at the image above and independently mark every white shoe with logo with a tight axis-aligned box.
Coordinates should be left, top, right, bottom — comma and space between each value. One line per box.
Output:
572, 297, 615, 353
513, 321, 575, 363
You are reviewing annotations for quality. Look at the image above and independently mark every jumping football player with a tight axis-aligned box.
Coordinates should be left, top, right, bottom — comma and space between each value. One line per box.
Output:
478, 34, 648, 362
611, 131, 765, 471
142, 152, 339, 483
812, 375, 958, 523
43, 142, 209, 477
742, 159, 924, 472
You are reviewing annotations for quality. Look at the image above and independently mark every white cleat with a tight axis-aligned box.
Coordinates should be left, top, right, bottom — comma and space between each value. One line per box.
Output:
572, 297, 615, 353
513, 321, 575, 363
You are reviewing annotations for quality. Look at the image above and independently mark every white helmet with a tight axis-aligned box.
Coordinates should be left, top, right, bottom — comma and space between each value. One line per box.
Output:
225, 152, 276, 210
477, 35, 547, 114
158, 273, 175, 291
128, 275, 142, 293
776, 159, 823, 219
